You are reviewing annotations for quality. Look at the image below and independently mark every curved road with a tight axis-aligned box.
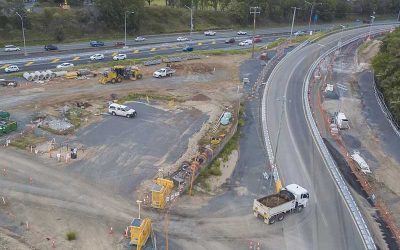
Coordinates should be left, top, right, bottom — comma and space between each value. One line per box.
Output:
264, 26, 392, 249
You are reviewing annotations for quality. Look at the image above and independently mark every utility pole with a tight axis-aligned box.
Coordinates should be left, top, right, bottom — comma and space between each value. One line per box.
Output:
16, 12, 27, 56
250, 6, 261, 59
290, 7, 300, 40
185, 1, 194, 38
305, 1, 322, 34
124, 11, 134, 49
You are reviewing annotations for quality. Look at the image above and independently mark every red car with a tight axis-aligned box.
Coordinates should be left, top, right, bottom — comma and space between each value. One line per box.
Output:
253, 35, 262, 43
114, 41, 125, 47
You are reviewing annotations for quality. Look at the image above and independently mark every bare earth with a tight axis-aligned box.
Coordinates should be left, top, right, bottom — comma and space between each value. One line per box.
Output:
0, 55, 246, 249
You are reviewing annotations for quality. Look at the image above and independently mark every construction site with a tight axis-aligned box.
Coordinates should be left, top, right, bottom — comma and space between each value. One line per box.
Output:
0, 53, 258, 249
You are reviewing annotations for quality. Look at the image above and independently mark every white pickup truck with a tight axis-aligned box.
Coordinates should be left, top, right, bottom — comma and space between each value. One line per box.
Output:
153, 67, 176, 78
253, 184, 309, 224
108, 103, 137, 118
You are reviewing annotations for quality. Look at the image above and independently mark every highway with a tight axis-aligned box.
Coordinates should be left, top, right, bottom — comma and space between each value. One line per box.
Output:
263, 25, 392, 249
0, 35, 281, 74
0, 21, 380, 75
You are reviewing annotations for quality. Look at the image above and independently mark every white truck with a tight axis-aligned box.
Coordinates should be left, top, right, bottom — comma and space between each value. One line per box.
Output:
253, 184, 309, 224
153, 67, 176, 78
108, 103, 137, 118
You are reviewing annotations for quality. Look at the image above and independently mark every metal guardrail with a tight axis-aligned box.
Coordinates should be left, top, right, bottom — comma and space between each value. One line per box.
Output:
302, 30, 392, 250
372, 75, 400, 137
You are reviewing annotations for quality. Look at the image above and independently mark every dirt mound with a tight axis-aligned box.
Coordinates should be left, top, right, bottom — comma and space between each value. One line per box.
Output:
191, 93, 211, 101
173, 62, 214, 74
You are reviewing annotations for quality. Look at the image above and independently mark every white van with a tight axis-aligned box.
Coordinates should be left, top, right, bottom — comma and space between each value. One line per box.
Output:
108, 103, 136, 118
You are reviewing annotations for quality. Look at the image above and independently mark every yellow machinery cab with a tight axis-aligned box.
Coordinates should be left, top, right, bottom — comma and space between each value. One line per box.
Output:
151, 178, 174, 209
129, 217, 151, 250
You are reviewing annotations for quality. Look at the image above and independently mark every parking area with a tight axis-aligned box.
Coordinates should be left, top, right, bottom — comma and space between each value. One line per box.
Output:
70, 102, 208, 196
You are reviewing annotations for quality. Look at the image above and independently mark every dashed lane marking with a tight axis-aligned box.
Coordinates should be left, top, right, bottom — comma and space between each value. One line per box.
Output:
51, 58, 60, 63
150, 48, 157, 51
25, 61, 34, 66
1, 64, 10, 69
73, 56, 80, 61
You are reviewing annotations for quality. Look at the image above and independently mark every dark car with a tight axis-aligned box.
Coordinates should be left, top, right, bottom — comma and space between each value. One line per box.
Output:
90, 41, 105, 47
225, 38, 235, 44
114, 41, 125, 47
44, 44, 58, 51
182, 45, 193, 52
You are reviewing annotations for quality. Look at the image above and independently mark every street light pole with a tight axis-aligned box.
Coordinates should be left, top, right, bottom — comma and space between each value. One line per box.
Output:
136, 200, 142, 219
290, 7, 300, 40
124, 11, 134, 48
185, 2, 194, 38
250, 6, 261, 59
368, 15, 375, 39
273, 97, 286, 166
16, 12, 27, 56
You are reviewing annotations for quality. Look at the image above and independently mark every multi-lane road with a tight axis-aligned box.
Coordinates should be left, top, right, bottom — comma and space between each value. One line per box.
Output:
0, 21, 384, 75
264, 25, 393, 249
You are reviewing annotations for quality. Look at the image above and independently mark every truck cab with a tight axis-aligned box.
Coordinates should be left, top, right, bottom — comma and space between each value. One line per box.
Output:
284, 184, 309, 210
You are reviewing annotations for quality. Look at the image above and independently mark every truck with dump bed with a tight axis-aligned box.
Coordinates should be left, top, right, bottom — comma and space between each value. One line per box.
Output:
153, 67, 176, 78
253, 184, 309, 224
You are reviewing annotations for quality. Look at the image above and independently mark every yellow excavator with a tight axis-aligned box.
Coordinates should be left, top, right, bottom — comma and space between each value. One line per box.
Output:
99, 65, 143, 84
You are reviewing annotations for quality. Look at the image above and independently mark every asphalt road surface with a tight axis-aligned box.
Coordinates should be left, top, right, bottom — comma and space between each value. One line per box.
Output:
2, 21, 390, 75
263, 26, 393, 249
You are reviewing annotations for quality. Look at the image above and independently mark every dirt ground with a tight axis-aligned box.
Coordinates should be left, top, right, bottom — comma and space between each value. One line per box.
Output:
0, 55, 246, 249
321, 40, 400, 248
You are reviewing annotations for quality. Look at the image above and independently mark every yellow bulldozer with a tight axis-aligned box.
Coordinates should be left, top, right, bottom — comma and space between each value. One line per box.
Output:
99, 65, 143, 84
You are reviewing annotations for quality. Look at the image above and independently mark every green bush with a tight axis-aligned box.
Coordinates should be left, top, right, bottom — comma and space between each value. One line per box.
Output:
66, 231, 77, 241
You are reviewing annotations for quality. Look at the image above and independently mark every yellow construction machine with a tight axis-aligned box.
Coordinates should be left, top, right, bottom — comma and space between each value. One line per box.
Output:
99, 65, 143, 84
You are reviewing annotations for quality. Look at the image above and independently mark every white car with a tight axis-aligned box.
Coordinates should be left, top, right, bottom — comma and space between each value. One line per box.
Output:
113, 54, 127, 60
4, 45, 20, 52
108, 103, 136, 118
239, 40, 253, 46
204, 30, 216, 36
177, 36, 189, 42
4, 65, 19, 73
237, 31, 247, 35
56, 63, 74, 69
90, 54, 105, 61
135, 36, 146, 42
294, 30, 306, 36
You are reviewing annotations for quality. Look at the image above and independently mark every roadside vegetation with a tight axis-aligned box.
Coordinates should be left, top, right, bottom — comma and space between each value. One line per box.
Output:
197, 104, 244, 189
9, 133, 47, 150
0, 0, 397, 46
372, 27, 400, 125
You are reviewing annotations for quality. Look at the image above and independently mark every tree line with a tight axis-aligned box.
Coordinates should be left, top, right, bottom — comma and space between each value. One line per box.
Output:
0, 0, 399, 43
372, 28, 400, 126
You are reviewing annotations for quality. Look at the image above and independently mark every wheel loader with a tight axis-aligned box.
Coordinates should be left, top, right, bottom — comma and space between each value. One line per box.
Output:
99, 65, 143, 84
